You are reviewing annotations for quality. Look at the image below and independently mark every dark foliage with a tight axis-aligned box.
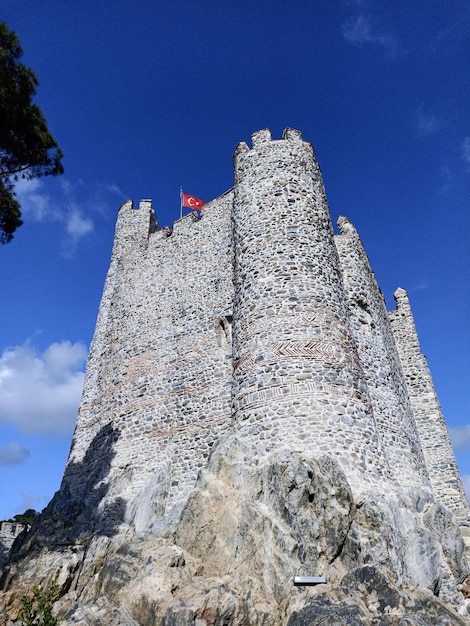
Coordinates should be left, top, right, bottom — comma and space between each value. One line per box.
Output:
0, 21, 63, 243
12, 509, 38, 525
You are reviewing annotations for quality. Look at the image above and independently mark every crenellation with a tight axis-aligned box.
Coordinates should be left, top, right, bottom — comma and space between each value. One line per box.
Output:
112, 198, 157, 264
282, 127, 303, 142
138, 198, 152, 210
251, 128, 272, 146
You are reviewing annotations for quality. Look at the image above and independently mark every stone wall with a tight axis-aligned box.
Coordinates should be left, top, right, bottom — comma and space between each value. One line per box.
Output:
389, 288, 469, 523
0, 522, 27, 569
232, 129, 390, 497
65, 192, 235, 531
334, 217, 430, 490
58, 127, 468, 534
1, 128, 469, 625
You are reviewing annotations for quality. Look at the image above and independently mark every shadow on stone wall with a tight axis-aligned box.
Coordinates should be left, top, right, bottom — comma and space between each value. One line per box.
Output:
6, 422, 125, 564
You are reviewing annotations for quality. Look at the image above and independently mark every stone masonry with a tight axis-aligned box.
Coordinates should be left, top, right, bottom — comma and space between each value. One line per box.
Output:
1, 128, 470, 625
0, 522, 27, 570
62, 128, 468, 533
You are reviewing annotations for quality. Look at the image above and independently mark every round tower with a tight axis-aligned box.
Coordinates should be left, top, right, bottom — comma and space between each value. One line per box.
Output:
231, 129, 392, 493
390, 288, 470, 524
334, 217, 431, 491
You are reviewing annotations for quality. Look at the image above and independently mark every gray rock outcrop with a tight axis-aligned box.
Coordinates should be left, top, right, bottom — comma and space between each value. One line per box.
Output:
1, 438, 469, 624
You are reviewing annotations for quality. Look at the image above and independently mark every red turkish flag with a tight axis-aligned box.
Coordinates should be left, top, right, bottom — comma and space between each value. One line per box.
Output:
182, 193, 205, 210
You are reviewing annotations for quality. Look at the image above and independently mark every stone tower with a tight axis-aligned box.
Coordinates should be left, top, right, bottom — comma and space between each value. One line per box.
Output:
1, 129, 469, 625
231, 129, 432, 501
59, 127, 466, 527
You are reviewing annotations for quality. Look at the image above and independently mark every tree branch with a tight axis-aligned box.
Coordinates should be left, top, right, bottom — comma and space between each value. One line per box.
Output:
0, 163, 32, 178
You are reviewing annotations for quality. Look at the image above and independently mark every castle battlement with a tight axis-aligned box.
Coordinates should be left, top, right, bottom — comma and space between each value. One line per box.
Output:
58, 129, 469, 531
2, 129, 469, 625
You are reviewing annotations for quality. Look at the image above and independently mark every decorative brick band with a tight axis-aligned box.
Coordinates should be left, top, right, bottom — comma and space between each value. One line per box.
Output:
234, 339, 361, 373
272, 339, 337, 360
233, 352, 256, 373
234, 380, 372, 412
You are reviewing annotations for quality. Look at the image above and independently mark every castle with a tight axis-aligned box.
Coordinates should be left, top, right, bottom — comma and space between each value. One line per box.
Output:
65, 127, 468, 529
2, 128, 469, 624
0, 522, 27, 570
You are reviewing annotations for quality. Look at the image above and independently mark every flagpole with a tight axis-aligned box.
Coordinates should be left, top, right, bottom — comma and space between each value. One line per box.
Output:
180, 187, 183, 219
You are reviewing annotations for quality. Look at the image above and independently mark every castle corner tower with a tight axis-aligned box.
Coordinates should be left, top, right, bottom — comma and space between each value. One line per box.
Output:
2, 129, 468, 626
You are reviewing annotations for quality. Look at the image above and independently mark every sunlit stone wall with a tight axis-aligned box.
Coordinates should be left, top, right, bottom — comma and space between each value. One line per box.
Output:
62, 128, 468, 533
67, 193, 235, 531
231, 129, 393, 495
334, 216, 430, 488
0, 522, 27, 569
389, 288, 469, 524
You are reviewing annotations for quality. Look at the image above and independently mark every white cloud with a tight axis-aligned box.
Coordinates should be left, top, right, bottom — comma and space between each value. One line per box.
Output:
342, 14, 398, 56
61, 206, 95, 258
437, 8, 470, 46
449, 424, 470, 451
343, 14, 371, 43
416, 107, 444, 136
14, 178, 95, 249
65, 206, 94, 238
105, 183, 125, 197
14, 178, 57, 221
13, 177, 122, 253
409, 282, 428, 293
0, 442, 30, 466
0, 341, 87, 436
462, 137, 470, 165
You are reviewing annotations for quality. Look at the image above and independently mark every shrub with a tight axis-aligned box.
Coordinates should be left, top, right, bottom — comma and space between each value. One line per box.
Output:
18, 570, 61, 626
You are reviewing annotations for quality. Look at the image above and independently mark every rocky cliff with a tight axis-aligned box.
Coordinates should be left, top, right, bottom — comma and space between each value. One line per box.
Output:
1, 437, 469, 624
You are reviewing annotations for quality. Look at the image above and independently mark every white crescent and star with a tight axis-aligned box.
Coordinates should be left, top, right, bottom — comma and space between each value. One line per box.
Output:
188, 197, 198, 207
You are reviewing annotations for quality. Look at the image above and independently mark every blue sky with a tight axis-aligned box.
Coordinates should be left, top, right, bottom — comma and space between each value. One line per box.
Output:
0, 1, 469, 520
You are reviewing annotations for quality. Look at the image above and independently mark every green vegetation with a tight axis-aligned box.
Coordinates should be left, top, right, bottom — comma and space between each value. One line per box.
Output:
12, 509, 37, 525
1, 509, 38, 525
18, 570, 61, 626
0, 21, 64, 244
